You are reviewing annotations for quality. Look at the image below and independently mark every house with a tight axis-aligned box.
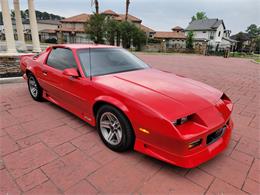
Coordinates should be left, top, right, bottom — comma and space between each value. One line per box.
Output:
230, 32, 251, 52
185, 18, 237, 51
153, 26, 186, 51
57, 13, 90, 43
56, 10, 155, 44
0, 19, 60, 42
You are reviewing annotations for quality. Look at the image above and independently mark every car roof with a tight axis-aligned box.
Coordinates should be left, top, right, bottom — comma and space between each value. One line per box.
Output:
53, 44, 118, 49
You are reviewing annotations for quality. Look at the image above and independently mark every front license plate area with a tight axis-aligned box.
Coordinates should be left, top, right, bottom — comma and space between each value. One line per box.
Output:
207, 125, 226, 145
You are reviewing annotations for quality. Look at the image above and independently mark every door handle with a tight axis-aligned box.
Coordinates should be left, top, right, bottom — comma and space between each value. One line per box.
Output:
42, 70, 48, 76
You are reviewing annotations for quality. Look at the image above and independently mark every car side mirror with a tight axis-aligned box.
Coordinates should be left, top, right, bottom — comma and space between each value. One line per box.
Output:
62, 68, 79, 78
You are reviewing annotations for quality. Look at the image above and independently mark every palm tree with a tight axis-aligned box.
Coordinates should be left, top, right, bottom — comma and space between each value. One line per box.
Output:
95, 0, 99, 14
91, 0, 99, 14
125, 0, 130, 21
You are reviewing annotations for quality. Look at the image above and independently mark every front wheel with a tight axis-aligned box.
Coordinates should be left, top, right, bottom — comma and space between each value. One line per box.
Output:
96, 105, 135, 152
27, 73, 43, 101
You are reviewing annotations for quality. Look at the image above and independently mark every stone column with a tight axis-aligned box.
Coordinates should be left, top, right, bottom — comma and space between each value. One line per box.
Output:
1, 0, 17, 53
13, 0, 26, 51
28, 0, 41, 52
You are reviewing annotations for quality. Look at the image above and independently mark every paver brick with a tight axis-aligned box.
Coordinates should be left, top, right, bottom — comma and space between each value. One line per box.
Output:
64, 180, 98, 195
23, 181, 61, 195
16, 169, 48, 191
137, 165, 205, 194
0, 169, 21, 195
248, 159, 260, 183
206, 178, 247, 195
185, 168, 214, 188
242, 178, 260, 194
0, 135, 19, 156
54, 142, 76, 156
3, 142, 57, 178
71, 132, 105, 156
88, 154, 163, 193
230, 149, 254, 165
199, 154, 250, 188
38, 125, 81, 148
42, 150, 99, 191
17, 135, 41, 149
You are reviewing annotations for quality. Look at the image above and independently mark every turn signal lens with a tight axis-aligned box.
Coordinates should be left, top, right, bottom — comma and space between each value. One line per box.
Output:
188, 139, 202, 149
139, 128, 150, 134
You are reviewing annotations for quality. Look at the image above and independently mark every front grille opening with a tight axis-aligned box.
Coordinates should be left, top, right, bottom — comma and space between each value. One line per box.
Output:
207, 125, 226, 145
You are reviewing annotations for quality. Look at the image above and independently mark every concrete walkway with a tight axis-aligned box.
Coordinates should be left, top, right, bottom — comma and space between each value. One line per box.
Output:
0, 54, 259, 194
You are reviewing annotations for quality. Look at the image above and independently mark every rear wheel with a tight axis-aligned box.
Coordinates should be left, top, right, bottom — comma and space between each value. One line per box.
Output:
27, 73, 43, 101
96, 105, 135, 152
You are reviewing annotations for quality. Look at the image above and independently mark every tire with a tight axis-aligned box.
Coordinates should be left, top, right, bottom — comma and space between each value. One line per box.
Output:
96, 105, 135, 152
27, 73, 43, 101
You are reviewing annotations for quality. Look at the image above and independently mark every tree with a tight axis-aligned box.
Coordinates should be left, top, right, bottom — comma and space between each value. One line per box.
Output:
235, 32, 250, 52
119, 21, 134, 48
85, 14, 106, 43
119, 21, 146, 50
132, 27, 146, 51
125, 0, 130, 21
93, 0, 99, 14
186, 31, 194, 49
105, 19, 120, 45
192, 12, 207, 21
246, 24, 260, 52
246, 24, 260, 38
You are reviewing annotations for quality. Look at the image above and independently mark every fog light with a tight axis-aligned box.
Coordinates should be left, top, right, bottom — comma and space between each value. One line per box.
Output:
188, 139, 202, 149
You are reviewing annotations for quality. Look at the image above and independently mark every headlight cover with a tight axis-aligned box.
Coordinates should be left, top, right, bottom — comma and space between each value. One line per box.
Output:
173, 116, 190, 126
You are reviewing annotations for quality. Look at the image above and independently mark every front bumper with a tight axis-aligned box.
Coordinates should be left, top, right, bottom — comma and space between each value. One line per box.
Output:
134, 118, 233, 168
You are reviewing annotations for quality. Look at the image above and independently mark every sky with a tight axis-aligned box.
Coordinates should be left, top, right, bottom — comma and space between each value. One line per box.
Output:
6, 0, 260, 34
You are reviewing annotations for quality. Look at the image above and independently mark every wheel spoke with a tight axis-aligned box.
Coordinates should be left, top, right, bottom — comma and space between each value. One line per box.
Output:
106, 114, 114, 123
114, 131, 120, 142
32, 87, 38, 95
107, 131, 114, 141
100, 120, 111, 129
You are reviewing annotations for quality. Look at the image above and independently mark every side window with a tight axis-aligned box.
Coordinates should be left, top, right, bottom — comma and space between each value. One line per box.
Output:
46, 48, 77, 70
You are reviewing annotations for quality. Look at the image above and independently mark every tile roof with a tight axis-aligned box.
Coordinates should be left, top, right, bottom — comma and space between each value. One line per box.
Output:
56, 27, 85, 33
102, 10, 118, 16
186, 19, 224, 31
172, 26, 184, 31
61, 14, 91, 23
60, 12, 142, 23
154, 31, 186, 39
39, 29, 57, 33
140, 24, 155, 33
38, 20, 60, 25
114, 14, 142, 23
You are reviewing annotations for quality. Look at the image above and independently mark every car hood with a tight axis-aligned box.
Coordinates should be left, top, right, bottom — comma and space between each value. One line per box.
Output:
94, 68, 223, 119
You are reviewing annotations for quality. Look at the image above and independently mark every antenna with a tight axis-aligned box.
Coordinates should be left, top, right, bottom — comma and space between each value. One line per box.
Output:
89, 48, 92, 80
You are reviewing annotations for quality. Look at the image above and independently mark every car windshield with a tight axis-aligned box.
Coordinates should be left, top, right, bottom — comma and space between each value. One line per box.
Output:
77, 48, 149, 77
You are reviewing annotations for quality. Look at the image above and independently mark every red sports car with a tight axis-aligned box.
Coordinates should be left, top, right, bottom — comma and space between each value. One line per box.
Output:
20, 44, 233, 168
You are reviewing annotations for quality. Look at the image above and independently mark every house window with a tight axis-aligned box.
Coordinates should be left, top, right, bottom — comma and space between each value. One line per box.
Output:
218, 31, 221, 37
210, 32, 214, 40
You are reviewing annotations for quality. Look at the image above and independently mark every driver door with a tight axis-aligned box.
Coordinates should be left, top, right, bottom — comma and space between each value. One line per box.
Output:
41, 47, 92, 118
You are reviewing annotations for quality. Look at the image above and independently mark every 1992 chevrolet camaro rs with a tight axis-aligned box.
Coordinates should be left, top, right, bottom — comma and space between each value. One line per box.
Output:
20, 44, 233, 168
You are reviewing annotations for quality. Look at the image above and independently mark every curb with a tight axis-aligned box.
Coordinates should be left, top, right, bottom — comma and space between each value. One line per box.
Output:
0, 77, 25, 84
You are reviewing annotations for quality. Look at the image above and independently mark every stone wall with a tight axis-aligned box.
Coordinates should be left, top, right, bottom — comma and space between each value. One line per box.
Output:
0, 56, 22, 78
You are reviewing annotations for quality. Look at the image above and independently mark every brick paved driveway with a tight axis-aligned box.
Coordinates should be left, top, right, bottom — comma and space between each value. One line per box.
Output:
0, 54, 259, 194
